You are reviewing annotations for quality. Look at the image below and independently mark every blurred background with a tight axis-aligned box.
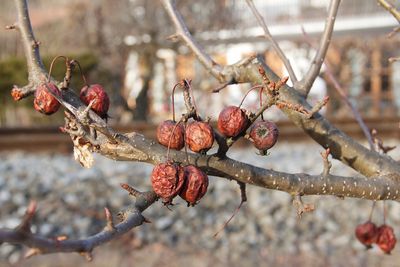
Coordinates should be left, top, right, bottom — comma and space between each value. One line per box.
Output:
0, 0, 400, 266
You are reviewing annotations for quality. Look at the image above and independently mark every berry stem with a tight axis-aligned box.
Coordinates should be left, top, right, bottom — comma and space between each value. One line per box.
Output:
183, 79, 199, 116
47, 55, 68, 82
368, 201, 376, 221
71, 59, 88, 87
171, 82, 180, 122
238, 85, 264, 108
259, 86, 265, 121
383, 201, 387, 225
166, 118, 183, 161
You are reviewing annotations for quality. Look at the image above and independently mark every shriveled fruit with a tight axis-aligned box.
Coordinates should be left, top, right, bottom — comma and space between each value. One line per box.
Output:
180, 165, 208, 206
151, 162, 185, 204
80, 84, 110, 119
157, 120, 185, 150
249, 120, 279, 154
185, 121, 214, 153
376, 224, 397, 254
355, 221, 378, 248
217, 106, 249, 137
33, 82, 61, 115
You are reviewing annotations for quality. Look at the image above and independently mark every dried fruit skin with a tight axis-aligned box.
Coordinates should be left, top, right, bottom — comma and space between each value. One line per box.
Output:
217, 106, 249, 137
185, 121, 214, 153
355, 221, 378, 248
180, 165, 209, 206
157, 120, 185, 150
80, 84, 110, 118
33, 82, 61, 115
151, 162, 185, 203
249, 120, 279, 152
376, 225, 397, 254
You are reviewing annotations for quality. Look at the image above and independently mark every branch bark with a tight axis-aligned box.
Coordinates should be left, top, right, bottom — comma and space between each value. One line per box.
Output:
0, 191, 158, 257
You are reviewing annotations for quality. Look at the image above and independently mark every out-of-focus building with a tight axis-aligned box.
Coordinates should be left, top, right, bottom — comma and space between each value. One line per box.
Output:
124, 0, 400, 122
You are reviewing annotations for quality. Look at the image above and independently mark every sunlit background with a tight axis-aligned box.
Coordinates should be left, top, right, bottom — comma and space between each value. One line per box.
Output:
0, 0, 399, 266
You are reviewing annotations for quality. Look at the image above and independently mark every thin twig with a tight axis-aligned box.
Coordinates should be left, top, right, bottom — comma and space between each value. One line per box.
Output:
301, 28, 375, 151
161, 0, 224, 81
298, 0, 341, 96
377, 0, 400, 23
245, 0, 298, 85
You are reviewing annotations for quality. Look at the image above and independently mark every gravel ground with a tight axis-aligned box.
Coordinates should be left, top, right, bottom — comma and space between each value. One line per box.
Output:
0, 140, 399, 266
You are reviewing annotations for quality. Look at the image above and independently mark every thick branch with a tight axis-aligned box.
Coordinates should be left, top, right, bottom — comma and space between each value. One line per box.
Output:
245, 0, 298, 85
92, 132, 400, 202
297, 0, 341, 95
162, 0, 400, 178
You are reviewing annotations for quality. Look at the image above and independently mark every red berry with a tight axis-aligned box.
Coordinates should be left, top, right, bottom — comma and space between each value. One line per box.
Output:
376, 225, 397, 254
185, 121, 214, 153
80, 84, 110, 119
151, 162, 185, 204
180, 165, 208, 206
355, 221, 378, 248
249, 120, 279, 153
157, 120, 185, 150
33, 82, 61, 115
217, 106, 249, 137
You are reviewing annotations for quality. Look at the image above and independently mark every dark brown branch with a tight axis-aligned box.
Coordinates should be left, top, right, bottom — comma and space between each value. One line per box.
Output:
162, 1, 400, 178
0, 192, 157, 256
245, 0, 298, 85
297, 0, 341, 95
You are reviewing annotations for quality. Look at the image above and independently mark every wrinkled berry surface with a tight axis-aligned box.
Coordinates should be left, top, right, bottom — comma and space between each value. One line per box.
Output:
151, 162, 185, 203
80, 84, 110, 118
33, 82, 61, 115
217, 106, 248, 137
185, 121, 214, 153
249, 120, 279, 151
157, 120, 185, 150
376, 225, 397, 254
180, 165, 208, 206
355, 221, 378, 248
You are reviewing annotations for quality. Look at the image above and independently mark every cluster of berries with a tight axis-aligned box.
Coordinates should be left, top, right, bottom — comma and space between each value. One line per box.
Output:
24, 57, 110, 119
355, 221, 397, 254
151, 83, 279, 206
33, 82, 109, 119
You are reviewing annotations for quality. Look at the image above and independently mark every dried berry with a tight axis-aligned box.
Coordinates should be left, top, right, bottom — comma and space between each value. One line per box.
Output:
185, 121, 214, 153
151, 162, 185, 204
376, 224, 397, 254
80, 84, 110, 119
180, 165, 209, 206
355, 221, 378, 248
33, 82, 61, 115
217, 106, 249, 137
249, 120, 279, 154
157, 120, 185, 150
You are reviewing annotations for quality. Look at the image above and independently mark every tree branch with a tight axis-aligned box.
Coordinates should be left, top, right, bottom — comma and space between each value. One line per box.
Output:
0, 191, 158, 257
9, 0, 48, 99
245, 0, 298, 85
162, 0, 400, 179
297, 0, 341, 95
377, 0, 400, 23
161, 0, 224, 82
